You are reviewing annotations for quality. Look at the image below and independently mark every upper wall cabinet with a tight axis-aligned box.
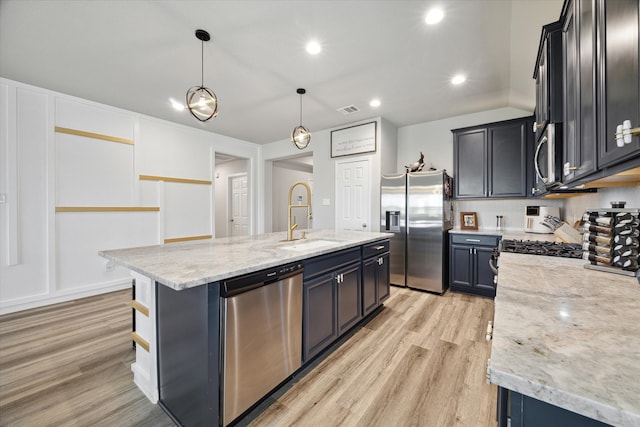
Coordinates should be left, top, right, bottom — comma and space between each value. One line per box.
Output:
559, 0, 640, 185
562, 0, 598, 182
533, 21, 564, 142
453, 116, 533, 199
595, 0, 640, 168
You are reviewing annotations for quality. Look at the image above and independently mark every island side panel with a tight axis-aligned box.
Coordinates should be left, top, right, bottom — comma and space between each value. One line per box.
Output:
157, 281, 220, 426
130, 272, 158, 403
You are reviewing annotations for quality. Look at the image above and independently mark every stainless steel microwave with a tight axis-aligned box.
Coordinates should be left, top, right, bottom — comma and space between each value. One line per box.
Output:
532, 122, 563, 195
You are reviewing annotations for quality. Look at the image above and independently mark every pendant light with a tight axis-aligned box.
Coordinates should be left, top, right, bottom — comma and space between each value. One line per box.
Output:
291, 88, 311, 149
186, 29, 218, 122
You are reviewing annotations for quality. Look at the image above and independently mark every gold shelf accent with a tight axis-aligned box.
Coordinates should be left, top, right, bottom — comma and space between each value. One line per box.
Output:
55, 126, 134, 145
131, 300, 149, 317
164, 235, 212, 244
55, 206, 160, 213
131, 332, 150, 352
139, 175, 212, 185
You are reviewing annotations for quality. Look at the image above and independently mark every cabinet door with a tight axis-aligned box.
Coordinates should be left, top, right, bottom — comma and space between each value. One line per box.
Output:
303, 273, 337, 361
474, 246, 496, 294
534, 37, 549, 140
337, 264, 362, 336
450, 244, 473, 288
454, 129, 487, 198
489, 122, 528, 198
597, 0, 640, 167
377, 253, 390, 303
362, 257, 378, 316
564, 0, 598, 182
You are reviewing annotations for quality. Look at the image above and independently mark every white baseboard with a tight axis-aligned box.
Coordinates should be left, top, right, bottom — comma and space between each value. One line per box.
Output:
0, 278, 132, 315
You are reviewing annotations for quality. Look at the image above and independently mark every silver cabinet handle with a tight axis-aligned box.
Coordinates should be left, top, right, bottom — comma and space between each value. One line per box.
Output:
469, 248, 472, 254
374, 245, 385, 250
465, 238, 481, 242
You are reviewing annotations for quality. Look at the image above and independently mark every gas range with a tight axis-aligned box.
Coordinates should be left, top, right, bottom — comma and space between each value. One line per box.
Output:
500, 239, 583, 259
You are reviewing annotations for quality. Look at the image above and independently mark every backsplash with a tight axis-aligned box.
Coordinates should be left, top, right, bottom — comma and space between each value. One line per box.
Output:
454, 198, 563, 231
454, 185, 638, 232
563, 186, 640, 223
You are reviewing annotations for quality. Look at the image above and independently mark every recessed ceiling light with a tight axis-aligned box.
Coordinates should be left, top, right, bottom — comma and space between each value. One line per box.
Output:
169, 97, 185, 111
425, 7, 444, 25
369, 99, 381, 108
306, 40, 322, 55
451, 74, 466, 85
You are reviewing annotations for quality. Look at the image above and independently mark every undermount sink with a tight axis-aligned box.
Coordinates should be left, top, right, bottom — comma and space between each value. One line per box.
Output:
279, 239, 342, 251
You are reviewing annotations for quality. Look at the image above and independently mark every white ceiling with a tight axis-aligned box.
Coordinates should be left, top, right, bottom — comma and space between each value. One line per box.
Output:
0, 0, 562, 145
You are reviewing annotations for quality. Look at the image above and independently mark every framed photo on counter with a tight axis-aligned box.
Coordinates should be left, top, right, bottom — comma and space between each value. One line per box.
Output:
460, 212, 478, 230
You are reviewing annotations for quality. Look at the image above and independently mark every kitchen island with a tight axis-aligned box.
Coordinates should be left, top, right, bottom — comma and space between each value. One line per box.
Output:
489, 252, 640, 426
99, 229, 391, 426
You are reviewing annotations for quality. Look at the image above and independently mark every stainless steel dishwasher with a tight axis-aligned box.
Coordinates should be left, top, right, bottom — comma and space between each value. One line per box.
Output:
220, 262, 303, 426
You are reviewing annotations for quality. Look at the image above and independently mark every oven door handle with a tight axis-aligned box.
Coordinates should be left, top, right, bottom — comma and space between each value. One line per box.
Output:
534, 135, 548, 183
489, 257, 498, 275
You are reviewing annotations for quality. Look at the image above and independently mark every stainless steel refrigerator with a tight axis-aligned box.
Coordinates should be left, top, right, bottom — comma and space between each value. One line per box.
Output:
380, 170, 453, 293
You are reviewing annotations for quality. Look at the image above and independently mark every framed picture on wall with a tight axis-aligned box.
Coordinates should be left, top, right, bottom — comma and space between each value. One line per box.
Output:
460, 212, 478, 230
331, 121, 377, 158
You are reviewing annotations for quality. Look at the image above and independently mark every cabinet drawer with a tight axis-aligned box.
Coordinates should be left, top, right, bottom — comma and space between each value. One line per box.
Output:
304, 247, 360, 279
450, 233, 500, 247
362, 240, 389, 258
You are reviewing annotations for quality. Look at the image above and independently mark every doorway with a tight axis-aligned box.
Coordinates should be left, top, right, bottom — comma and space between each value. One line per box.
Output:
215, 153, 249, 238
271, 155, 313, 233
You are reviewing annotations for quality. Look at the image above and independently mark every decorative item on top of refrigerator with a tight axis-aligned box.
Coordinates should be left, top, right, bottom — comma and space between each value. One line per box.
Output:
582, 203, 639, 277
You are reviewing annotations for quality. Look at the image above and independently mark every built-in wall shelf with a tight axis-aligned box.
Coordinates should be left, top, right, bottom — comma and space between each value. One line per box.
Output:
164, 235, 212, 244
55, 206, 160, 213
54, 126, 134, 145
139, 174, 212, 185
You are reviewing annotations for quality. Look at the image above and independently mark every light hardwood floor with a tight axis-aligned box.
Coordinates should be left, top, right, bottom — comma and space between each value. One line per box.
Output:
0, 286, 497, 427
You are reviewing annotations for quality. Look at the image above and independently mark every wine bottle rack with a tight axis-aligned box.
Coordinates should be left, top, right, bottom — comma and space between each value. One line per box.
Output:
582, 208, 639, 277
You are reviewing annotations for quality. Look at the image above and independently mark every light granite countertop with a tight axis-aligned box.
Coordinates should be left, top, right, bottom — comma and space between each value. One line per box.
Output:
489, 252, 640, 426
99, 229, 391, 290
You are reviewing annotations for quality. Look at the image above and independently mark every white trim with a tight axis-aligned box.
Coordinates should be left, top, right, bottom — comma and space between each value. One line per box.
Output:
0, 277, 132, 315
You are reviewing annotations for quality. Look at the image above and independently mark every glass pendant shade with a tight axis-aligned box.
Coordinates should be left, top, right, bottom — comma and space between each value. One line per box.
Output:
186, 86, 218, 121
186, 29, 218, 122
291, 125, 311, 149
291, 88, 311, 149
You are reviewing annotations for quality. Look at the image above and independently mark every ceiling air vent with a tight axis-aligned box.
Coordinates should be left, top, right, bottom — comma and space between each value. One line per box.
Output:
336, 105, 360, 115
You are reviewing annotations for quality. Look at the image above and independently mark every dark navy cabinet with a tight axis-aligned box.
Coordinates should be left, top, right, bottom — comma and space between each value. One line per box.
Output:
453, 116, 533, 199
157, 282, 220, 427
449, 233, 500, 298
498, 387, 610, 427
302, 247, 362, 362
557, 0, 640, 187
595, 0, 640, 168
361, 240, 390, 316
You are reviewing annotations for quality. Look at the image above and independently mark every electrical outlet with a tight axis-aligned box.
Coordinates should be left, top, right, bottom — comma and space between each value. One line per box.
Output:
105, 260, 115, 271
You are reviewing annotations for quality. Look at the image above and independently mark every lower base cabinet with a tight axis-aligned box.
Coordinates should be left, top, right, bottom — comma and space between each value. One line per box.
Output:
449, 233, 500, 298
303, 240, 390, 362
362, 251, 390, 316
498, 387, 610, 427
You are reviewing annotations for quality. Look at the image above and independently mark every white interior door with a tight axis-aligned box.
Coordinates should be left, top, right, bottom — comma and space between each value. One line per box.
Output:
336, 159, 370, 231
229, 174, 248, 236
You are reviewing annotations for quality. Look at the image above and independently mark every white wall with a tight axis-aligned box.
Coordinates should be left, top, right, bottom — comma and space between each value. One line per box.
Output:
263, 116, 397, 233
397, 107, 532, 174
0, 78, 261, 314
